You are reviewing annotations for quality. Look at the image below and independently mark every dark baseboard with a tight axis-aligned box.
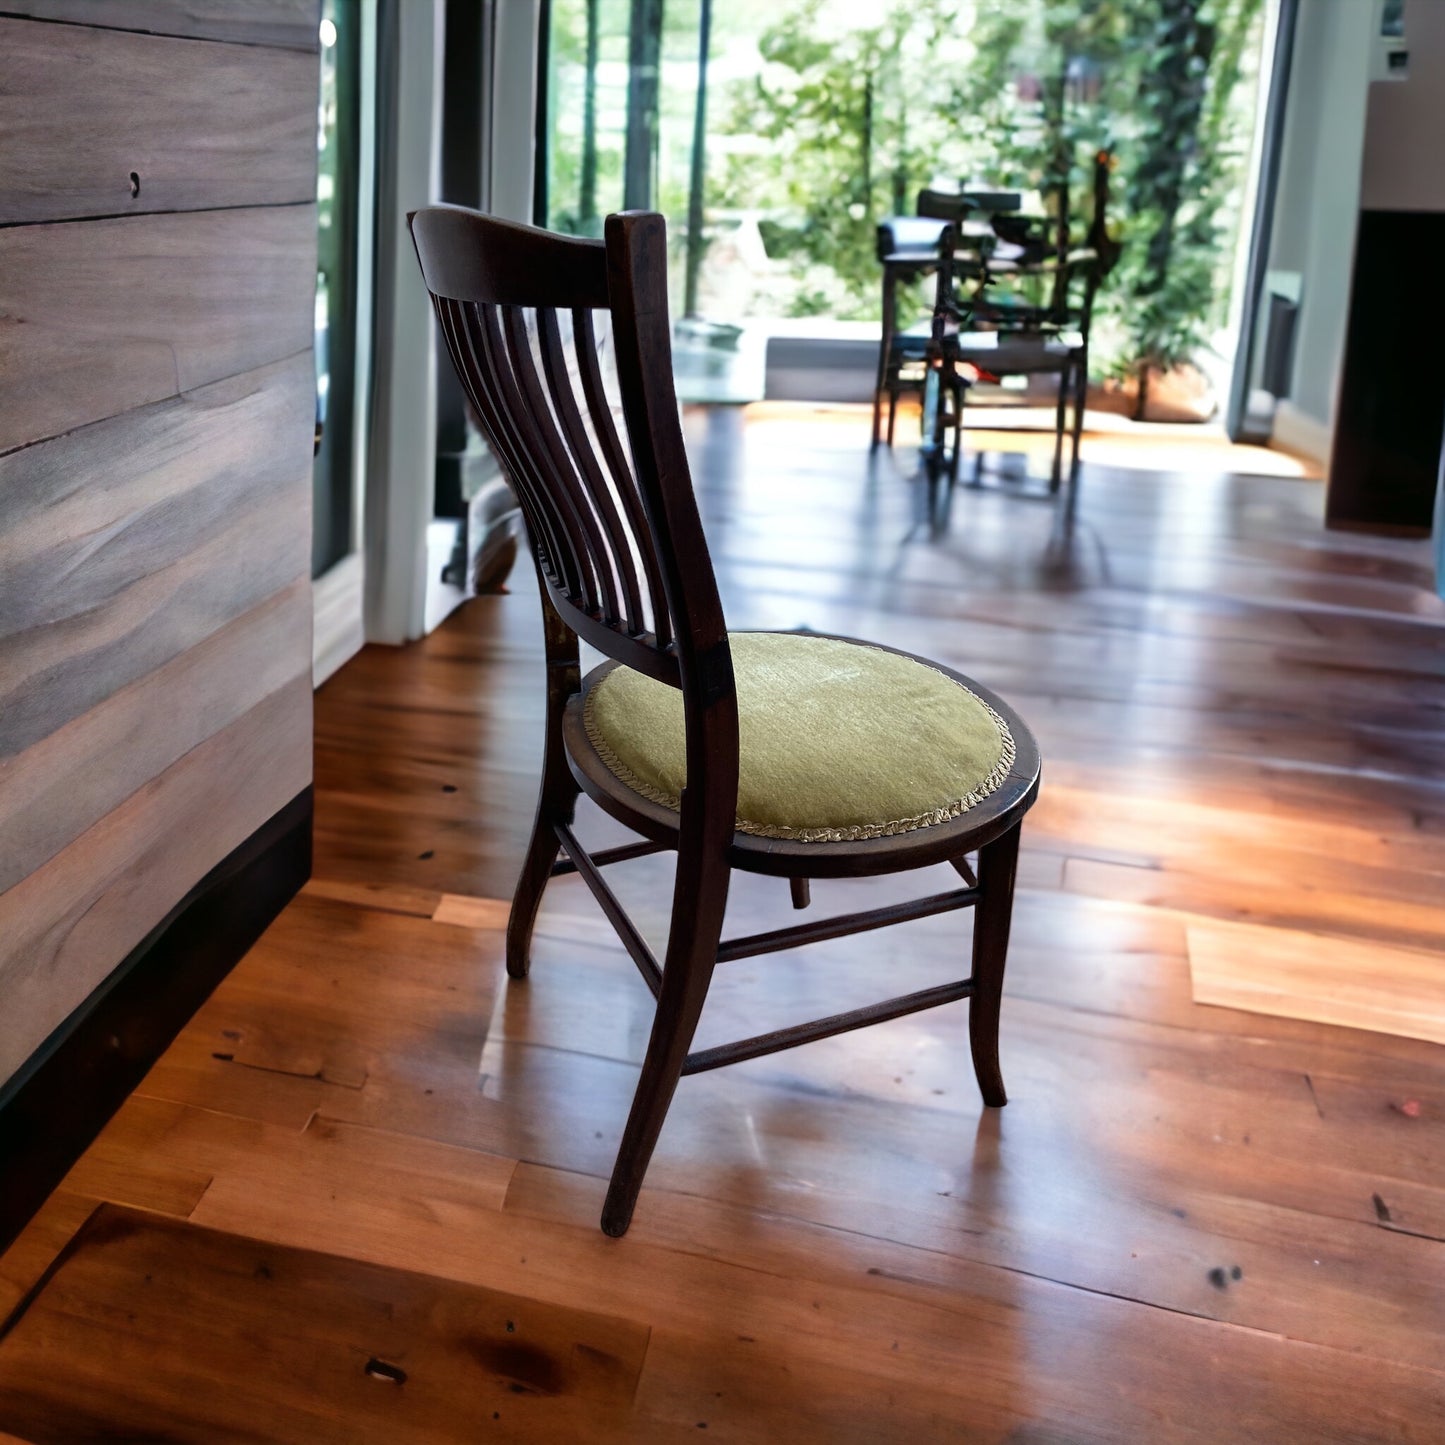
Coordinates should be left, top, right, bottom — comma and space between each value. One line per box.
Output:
0, 786, 313, 1254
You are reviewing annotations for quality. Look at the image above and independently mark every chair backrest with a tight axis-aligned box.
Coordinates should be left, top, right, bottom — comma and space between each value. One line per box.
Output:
408, 205, 728, 693
916, 189, 975, 224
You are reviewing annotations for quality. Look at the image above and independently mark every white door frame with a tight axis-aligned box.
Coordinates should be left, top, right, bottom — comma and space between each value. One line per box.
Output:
333, 0, 542, 660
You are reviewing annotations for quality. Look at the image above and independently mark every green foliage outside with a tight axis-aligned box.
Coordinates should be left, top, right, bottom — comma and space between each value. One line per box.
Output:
544, 0, 1265, 388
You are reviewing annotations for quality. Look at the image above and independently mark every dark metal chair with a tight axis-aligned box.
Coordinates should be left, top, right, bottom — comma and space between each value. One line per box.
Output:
925, 153, 1120, 496
870, 189, 1019, 450
925, 231, 1101, 494
870, 212, 950, 450
410, 204, 1041, 1237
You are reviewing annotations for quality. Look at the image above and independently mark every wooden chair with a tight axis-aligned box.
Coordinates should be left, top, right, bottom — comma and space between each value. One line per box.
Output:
409, 204, 1042, 1237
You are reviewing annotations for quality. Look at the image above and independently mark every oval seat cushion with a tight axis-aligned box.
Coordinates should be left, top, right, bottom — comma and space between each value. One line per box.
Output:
583, 632, 1015, 842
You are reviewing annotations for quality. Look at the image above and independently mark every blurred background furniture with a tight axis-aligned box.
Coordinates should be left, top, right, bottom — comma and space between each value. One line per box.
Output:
880, 153, 1120, 501
870, 187, 1020, 448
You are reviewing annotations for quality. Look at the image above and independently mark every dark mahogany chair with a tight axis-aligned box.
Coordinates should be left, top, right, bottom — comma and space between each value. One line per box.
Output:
409, 205, 1041, 1236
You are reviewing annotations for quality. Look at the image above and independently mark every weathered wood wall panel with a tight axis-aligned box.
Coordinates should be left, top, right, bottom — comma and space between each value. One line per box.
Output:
0, 17, 317, 222
0, 581, 312, 895
0, 679, 313, 1085
0, 0, 317, 49
0, 6, 318, 1097
0, 206, 315, 455
0, 356, 314, 757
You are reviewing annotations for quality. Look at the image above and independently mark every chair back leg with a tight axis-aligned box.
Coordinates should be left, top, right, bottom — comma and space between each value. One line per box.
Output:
967, 823, 1022, 1107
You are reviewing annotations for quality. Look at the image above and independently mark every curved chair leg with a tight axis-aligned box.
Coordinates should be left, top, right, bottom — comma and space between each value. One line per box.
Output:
601, 828, 731, 1237
506, 595, 581, 981
968, 823, 1022, 1108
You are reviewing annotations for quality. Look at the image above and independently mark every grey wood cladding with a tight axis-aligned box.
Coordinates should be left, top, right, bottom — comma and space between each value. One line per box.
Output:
0, 206, 316, 456
0, 355, 314, 759
0, 8, 318, 1091
0, 0, 318, 49
0, 581, 314, 896
0, 17, 318, 223
0, 680, 314, 1086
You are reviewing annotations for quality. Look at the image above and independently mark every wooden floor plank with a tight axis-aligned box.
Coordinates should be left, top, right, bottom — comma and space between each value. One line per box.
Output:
1188, 918, 1445, 1045
190, 1141, 1445, 1443
0, 1191, 96, 1323
0, 1205, 649, 1445
433, 894, 513, 929
474, 1008, 1445, 1373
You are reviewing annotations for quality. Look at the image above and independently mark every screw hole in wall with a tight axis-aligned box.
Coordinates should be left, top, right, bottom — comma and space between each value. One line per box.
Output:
129, 172, 140, 198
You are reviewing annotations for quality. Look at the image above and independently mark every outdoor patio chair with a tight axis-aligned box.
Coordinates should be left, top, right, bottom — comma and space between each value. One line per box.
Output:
409, 204, 1041, 1237
924, 229, 1100, 494
924, 153, 1119, 495
871, 188, 1003, 449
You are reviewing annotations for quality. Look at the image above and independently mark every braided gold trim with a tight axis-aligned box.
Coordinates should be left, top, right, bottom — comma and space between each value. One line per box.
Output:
581, 657, 1017, 843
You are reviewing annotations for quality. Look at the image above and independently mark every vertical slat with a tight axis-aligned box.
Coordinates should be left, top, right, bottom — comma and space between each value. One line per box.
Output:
479, 303, 593, 604
536, 309, 646, 632
499, 305, 620, 625
572, 308, 673, 649
435, 297, 566, 593
462, 300, 581, 598
463, 300, 579, 597
480, 305, 595, 611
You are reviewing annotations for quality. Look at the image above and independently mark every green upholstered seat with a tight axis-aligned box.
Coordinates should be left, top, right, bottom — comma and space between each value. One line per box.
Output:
584, 632, 1015, 842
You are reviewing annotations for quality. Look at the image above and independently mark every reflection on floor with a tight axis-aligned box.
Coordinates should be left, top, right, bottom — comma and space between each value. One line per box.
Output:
2, 408, 1442, 1442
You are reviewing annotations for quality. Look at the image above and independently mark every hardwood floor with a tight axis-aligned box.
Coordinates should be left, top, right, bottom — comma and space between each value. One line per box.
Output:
3, 406, 1444, 1440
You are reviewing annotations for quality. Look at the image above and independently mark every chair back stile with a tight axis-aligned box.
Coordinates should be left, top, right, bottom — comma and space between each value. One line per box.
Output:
600, 214, 740, 852
408, 204, 739, 838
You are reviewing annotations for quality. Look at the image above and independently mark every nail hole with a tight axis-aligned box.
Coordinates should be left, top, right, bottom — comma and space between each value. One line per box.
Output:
129, 171, 140, 198
364, 1357, 407, 1385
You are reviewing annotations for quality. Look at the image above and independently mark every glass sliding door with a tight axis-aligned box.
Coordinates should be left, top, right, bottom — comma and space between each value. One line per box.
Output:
538, 1, 1270, 419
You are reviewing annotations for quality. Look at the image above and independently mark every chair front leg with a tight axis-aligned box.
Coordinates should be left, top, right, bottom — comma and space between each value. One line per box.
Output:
506, 591, 581, 980
601, 817, 731, 1237
967, 823, 1022, 1108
